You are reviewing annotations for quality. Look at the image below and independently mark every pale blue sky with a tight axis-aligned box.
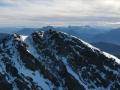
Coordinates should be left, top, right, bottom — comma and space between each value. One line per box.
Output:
0, 0, 120, 27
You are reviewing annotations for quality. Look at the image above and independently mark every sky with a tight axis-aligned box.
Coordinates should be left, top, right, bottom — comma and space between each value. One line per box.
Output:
0, 0, 120, 27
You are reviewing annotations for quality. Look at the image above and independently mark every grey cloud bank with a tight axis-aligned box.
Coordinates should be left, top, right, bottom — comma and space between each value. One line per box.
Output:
0, 0, 120, 27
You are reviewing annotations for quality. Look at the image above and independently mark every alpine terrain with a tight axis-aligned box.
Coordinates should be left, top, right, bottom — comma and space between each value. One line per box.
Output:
0, 30, 120, 90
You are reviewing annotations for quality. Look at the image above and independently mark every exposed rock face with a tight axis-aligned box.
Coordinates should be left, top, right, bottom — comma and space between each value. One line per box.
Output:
0, 30, 120, 90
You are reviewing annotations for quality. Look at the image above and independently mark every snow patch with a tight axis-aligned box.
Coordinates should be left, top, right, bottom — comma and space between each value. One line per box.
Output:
21, 68, 51, 90
80, 40, 100, 51
62, 57, 88, 90
20, 35, 28, 41
103, 52, 120, 64
25, 36, 40, 59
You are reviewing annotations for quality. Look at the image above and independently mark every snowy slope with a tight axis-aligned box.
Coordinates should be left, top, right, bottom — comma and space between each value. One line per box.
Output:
0, 30, 120, 90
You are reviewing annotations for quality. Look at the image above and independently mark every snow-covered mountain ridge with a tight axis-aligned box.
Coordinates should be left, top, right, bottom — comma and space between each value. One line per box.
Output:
0, 30, 120, 90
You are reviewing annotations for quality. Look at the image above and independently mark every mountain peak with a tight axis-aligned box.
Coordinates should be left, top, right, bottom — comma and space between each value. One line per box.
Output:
0, 30, 120, 90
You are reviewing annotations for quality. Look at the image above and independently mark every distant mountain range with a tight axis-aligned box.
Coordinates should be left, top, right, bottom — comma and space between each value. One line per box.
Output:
17, 26, 111, 42
0, 27, 21, 34
92, 28, 120, 45
92, 42, 120, 58
17, 28, 38, 35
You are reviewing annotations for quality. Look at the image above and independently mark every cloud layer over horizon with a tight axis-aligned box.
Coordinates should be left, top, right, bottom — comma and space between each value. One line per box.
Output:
0, 0, 120, 27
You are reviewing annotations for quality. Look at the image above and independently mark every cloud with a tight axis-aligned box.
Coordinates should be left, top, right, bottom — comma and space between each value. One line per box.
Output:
0, 0, 120, 27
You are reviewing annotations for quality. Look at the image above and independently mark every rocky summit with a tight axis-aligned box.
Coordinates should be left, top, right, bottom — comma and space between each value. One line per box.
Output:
0, 30, 120, 90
